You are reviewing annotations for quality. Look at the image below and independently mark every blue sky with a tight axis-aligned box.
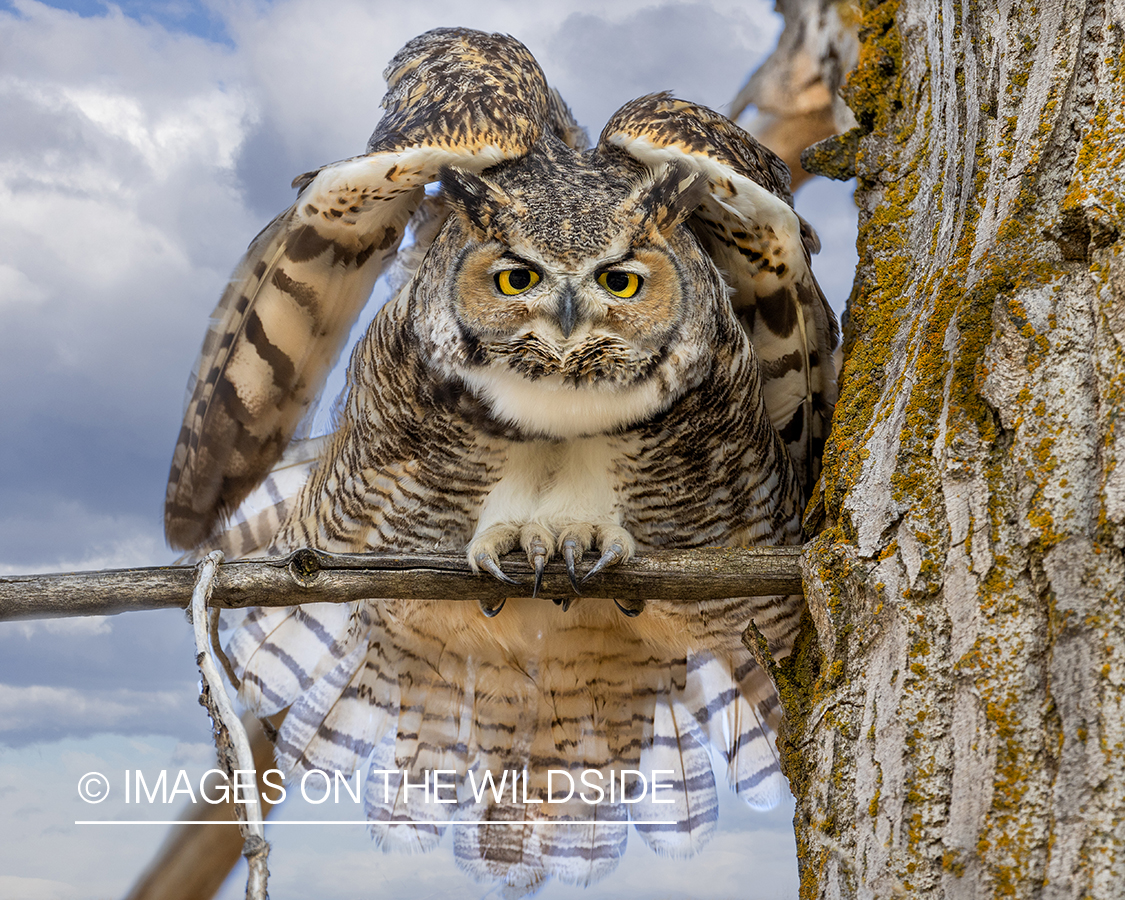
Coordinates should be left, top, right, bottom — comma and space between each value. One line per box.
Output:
0, 1, 856, 897
7, 0, 235, 42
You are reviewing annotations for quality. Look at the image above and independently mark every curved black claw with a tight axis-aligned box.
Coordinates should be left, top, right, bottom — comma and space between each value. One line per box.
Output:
476, 553, 520, 586
532, 555, 546, 598
562, 540, 582, 594
582, 541, 627, 583
479, 595, 507, 617
613, 598, 645, 618
552, 597, 574, 612
528, 539, 548, 599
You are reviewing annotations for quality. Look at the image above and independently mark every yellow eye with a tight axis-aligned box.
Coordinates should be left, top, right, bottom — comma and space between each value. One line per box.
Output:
495, 268, 540, 295
597, 270, 642, 298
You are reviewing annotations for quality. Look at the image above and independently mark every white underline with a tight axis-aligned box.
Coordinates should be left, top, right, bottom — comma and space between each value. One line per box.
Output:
75, 820, 678, 826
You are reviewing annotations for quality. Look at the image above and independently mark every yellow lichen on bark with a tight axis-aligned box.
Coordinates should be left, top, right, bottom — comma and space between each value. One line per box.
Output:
787, 0, 1125, 897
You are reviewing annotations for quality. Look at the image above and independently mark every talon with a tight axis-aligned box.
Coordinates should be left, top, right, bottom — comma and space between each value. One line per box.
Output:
526, 536, 548, 599
532, 554, 545, 598
479, 596, 506, 617
477, 553, 519, 586
523, 532, 551, 599
582, 541, 626, 583
563, 540, 582, 594
552, 597, 573, 612
613, 598, 645, 618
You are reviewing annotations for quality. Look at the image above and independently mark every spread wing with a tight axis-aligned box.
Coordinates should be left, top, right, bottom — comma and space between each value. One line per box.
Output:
165, 28, 557, 550
598, 93, 839, 498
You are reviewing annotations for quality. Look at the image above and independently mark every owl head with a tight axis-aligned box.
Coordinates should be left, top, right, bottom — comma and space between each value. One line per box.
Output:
410, 137, 741, 441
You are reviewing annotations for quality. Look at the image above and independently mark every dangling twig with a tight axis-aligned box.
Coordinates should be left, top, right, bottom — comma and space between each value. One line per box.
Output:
189, 551, 269, 900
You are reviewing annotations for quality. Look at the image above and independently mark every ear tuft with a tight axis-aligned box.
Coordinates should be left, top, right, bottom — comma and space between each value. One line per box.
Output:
637, 161, 708, 237
439, 166, 511, 237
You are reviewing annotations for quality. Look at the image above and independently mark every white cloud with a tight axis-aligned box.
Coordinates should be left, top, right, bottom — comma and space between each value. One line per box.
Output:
50, 82, 251, 176
168, 739, 221, 767
0, 1, 259, 386
213, 0, 780, 164
0, 500, 173, 576
5, 617, 112, 639
0, 733, 220, 898
0, 179, 190, 293
0, 684, 187, 735
0, 261, 48, 307
0, 876, 81, 900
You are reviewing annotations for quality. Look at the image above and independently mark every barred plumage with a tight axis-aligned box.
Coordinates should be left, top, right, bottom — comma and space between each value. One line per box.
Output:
173, 27, 836, 893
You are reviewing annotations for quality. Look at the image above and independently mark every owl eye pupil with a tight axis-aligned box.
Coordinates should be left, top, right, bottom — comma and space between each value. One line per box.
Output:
604, 272, 631, 293
507, 269, 532, 290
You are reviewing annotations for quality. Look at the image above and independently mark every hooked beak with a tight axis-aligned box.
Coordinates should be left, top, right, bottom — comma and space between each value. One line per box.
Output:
556, 285, 578, 338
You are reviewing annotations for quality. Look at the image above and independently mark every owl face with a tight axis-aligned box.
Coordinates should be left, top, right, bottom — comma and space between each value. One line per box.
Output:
413, 140, 726, 440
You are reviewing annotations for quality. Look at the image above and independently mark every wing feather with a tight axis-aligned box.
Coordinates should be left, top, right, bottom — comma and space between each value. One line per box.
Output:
598, 92, 839, 496
190, 435, 329, 560
166, 28, 557, 550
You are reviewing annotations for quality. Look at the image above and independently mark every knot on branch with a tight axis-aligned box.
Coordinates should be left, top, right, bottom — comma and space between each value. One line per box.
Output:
287, 548, 323, 587
242, 834, 270, 860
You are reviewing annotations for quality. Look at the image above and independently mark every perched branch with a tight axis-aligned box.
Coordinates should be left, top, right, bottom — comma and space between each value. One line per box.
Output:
190, 552, 270, 900
0, 546, 804, 622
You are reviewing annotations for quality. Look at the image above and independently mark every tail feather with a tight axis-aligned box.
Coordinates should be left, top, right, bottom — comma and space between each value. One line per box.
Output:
365, 731, 447, 854
681, 652, 784, 810
225, 602, 358, 716
276, 640, 369, 774
632, 687, 719, 857
361, 606, 477, 852
384, 612, 476, 778
227, 600, 787, 888
453, 803, 629, 889
453, 811, 548, 895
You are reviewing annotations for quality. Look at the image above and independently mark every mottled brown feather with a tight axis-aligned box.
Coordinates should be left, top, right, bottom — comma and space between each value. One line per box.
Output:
598, 93, 838, 497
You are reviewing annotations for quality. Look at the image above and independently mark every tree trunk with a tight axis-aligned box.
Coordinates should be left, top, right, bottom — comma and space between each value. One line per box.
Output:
782, 0, 1125, 897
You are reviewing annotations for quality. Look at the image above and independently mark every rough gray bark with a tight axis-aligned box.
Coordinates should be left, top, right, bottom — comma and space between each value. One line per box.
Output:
781, 0, 1125, 897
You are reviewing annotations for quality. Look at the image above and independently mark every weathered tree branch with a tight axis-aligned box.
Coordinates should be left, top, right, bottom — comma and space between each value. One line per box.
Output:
0, 546, 804, 622
122, 713, 283, 900
731, 0, 859, 187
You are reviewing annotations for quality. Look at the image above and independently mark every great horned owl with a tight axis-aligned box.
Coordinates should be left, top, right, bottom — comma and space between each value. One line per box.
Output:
165, 28, 837, 893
